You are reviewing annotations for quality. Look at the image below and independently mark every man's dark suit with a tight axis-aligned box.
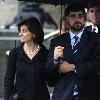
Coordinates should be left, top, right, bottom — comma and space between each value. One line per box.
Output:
47, 29, 100, 100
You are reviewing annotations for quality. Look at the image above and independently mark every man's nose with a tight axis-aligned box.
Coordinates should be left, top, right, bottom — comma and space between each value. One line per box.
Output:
75, 16, 81, 21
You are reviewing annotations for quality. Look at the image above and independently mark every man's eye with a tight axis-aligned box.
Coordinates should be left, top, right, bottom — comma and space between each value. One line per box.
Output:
69, 15, 76, 18
78, 14, 84, 18
69, 14, 84, 19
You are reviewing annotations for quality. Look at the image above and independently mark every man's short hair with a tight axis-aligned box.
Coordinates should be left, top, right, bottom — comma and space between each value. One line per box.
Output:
65, 2, 85, 16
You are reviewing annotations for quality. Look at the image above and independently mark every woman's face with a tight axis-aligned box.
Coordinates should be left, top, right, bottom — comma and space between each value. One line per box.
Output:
87, 7, 99, 24
19, 25, 34, 43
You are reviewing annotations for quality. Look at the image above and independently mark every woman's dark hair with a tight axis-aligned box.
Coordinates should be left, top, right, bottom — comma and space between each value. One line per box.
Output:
18, 17, 44, 45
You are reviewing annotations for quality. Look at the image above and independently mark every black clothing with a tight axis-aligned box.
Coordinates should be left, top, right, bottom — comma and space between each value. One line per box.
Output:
47, 29, 100, 100
85, 25, 100, 34
4, 44, 50, 100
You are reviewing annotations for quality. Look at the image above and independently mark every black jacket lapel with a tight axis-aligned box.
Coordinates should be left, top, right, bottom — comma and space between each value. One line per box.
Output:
60, 33, 73, 62
72, 29, 95, 63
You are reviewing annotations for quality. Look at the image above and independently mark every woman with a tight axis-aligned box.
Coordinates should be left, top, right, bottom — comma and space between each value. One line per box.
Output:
4, 17, 50, 100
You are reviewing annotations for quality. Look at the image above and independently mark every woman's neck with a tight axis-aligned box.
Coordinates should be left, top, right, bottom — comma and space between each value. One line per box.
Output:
24, 42, 39, 54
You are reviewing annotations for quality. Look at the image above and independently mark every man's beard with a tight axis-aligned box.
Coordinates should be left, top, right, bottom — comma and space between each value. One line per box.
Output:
70, 22, 84, 31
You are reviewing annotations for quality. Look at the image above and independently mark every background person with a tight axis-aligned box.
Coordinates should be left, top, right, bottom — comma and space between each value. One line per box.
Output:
4, 17, 50, 100
86, 2, 100, 33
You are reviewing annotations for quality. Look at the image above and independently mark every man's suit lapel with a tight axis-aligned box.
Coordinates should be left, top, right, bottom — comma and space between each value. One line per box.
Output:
60, 33, 73, 60
59, 30, 93, 62
79, 29, 90, 50
73, 29, 94, 62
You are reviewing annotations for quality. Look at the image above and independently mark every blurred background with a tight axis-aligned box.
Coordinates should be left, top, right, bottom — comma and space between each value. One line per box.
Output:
0, 0, 66, 99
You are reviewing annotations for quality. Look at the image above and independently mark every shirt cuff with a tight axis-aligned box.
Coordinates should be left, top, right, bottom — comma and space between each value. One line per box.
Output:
53, 59, 59, 65
73, 65, 76, 73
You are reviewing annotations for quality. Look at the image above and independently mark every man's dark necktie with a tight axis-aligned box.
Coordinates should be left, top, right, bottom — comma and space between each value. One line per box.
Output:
73, 36, 79, 97
73, 36, 79, 54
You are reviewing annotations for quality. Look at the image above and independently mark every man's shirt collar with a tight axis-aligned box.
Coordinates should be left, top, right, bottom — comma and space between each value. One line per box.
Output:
69, 30, 83, 40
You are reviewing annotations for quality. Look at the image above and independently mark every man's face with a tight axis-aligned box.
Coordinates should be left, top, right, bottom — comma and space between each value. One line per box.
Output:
68, 11, 85, 32
87, 6, 100, 24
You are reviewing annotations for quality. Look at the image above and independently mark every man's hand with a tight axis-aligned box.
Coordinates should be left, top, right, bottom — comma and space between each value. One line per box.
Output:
54, 46, 64, 60
59, 61, 75, 73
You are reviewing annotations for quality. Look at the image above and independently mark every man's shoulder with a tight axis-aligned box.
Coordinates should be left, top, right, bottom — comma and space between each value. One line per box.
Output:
84, 26, 98, 35
51, 33, 68, 41
85, 25, 100, 34
84, 26, 92, 32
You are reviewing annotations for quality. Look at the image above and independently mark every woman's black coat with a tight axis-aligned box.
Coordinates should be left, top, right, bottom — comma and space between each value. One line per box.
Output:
4, 44, 50, 100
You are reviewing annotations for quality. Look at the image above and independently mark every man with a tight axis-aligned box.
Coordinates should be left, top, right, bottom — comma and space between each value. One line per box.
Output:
86, 2, 100, 33
47, 2, 100, 100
